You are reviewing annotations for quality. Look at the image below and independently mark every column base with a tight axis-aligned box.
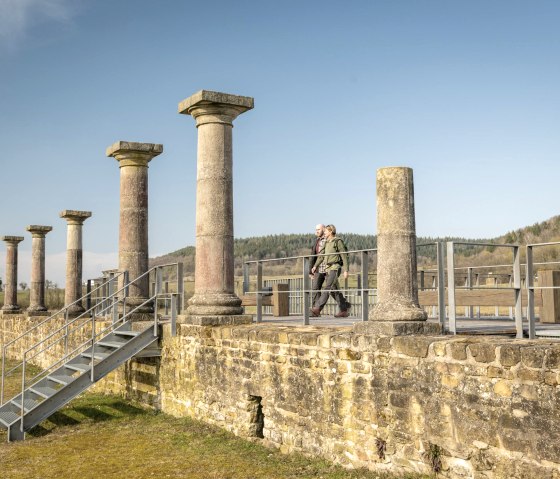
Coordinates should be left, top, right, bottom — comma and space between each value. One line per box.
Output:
369, 299, 427, 322
353, 320, 442, 336
27, 310, 50, 317
186, 293, 243, 316
65, 304, 85, 317
123, 298, 154, 314
178, 314, 253, 326
1, 305, 21, 313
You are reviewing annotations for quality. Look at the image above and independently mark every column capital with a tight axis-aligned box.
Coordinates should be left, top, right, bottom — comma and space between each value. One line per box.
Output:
26, 225, 52, 238
106, 141, 163, 167
60, 210, 92, 225
178, 90, 254, 127
1, 236, 24, 245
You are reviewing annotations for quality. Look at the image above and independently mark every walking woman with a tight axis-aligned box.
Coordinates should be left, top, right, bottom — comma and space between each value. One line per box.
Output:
310, 224, 351, 317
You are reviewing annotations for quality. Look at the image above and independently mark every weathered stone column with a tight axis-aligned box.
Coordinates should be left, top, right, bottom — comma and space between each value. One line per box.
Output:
355, 167, 439, 336
179, 90, 253, 325
60, 210, 92, 315
1, 236, 24, 313
106, 141, 162, 312
26, 225, 52, 315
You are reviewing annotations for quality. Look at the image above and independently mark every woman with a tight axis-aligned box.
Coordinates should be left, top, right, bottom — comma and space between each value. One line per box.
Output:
310, 224, 351, 318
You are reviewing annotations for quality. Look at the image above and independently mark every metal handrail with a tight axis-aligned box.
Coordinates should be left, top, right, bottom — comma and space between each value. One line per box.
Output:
1, 263, 183, 407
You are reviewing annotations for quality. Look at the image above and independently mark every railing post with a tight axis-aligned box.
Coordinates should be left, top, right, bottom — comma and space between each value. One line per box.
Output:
437, 242, 446, 330
90, 311, 95, 382
526, 246, 536, 339
303, 257, 311, 325
171, 294, 177, 337
466, 267, 473, 318
513, 245, 523, 338
20, 353, 26, 432
164, 281, 169, 315
86, 280, 92, 312
243, 262, 249, 295
177, 262, 184, 314
64, 310, 69, 357
256, 262, 263, 323
361, 251, 369, 322
446, 242, 456, 334
1, 346, 5, 404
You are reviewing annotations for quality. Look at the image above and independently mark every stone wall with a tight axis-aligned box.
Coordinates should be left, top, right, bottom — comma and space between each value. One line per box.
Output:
3, 317, 560, 478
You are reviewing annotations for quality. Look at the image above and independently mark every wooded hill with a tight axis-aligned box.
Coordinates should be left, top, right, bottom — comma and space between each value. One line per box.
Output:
150, 215, 560, 275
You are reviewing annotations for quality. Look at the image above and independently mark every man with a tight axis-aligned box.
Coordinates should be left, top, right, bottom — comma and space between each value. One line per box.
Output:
309, 224, 351, 318
309, 224, 328, 307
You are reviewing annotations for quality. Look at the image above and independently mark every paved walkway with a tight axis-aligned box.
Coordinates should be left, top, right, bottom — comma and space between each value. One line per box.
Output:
256, 315, 560, 338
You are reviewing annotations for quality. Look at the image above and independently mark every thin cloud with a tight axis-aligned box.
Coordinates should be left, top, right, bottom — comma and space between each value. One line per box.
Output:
0, 0, 76, 50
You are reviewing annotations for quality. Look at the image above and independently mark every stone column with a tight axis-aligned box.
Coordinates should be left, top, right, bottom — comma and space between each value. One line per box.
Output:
106, 141, 162, 312
355, 168, 440, 336
1, 236, 24, 313
60, 210, 92, 315
179, 90, 253, 324
26, 225, 52, 315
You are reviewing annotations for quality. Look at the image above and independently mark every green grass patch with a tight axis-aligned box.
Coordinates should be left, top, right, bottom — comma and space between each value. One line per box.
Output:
0, 392, 428, 479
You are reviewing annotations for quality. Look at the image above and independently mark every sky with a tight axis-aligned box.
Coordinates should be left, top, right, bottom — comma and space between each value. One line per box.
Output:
0, 0, 559, 286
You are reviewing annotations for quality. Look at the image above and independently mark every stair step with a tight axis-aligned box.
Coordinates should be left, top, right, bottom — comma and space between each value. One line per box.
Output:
65, 363, 90, 373
114, 330, 139, 338
30, 385, 58, 399
47, 374, 75, 385
11, 397, 40, 412
0, 410, 20, 427
81, 351, 110, 361
97, 340, 127, 349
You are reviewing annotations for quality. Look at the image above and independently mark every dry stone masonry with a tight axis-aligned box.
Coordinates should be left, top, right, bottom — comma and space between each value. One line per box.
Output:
25, 225, 52, 315
1, 236, 24, 313
60, 210, 92, 315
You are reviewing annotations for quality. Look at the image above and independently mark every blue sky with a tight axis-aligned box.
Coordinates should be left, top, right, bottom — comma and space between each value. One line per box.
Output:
1, 0, 559, 285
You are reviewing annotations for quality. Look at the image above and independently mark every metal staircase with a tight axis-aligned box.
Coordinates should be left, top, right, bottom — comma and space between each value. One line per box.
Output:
0, 263, 183, 442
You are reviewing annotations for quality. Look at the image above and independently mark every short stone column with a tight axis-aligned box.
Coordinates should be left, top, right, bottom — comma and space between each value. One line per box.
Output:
355, 167, 439, 336
106, 141, 163, 312
60, 210, 92, 315
179, 90, 253, 324
1, 236, 24, 313
26, 225, 52, 315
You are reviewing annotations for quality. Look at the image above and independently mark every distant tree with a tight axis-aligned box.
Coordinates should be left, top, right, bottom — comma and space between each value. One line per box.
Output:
19, 282, 27, 291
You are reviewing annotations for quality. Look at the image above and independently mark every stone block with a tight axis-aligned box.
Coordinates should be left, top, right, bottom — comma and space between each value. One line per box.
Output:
544, 348, 560, 370
353, 320, 442, 336
468, 343, 496, 363
499, 345, 521, 367
178, 314, 252, 327
392, 336, 434, 358
521, 347, 546, 368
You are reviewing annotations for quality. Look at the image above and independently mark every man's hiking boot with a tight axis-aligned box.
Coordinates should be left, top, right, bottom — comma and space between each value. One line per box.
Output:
310, 307, 321, 317
345, 301, 351, 311
335, 310, 349, 318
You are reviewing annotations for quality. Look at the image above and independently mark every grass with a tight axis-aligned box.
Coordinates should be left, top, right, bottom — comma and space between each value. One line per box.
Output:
0, 359, 428, 479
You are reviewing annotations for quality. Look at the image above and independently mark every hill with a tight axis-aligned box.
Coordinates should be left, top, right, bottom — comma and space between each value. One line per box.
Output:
150, 215, 560, 275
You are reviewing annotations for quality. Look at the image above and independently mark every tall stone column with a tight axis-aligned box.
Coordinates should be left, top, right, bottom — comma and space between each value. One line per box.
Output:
60, 210, 92, 315
1, 236, 24, 313
26, 225, 52, 315
179, 90, 253, 324
106, 141, 162, 312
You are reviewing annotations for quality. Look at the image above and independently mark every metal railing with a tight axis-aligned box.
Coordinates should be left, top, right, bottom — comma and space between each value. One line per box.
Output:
446, 241, 523, 337
1, 263, 184, 406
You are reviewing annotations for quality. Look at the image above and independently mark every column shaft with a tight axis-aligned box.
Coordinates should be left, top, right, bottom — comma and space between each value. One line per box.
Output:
61, 210, 91, 315
2, 237, 24, 312
179, 90, 254, 318
27, 226, 52, 314
106, 141, 162, 314
370, 167, 426, 322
